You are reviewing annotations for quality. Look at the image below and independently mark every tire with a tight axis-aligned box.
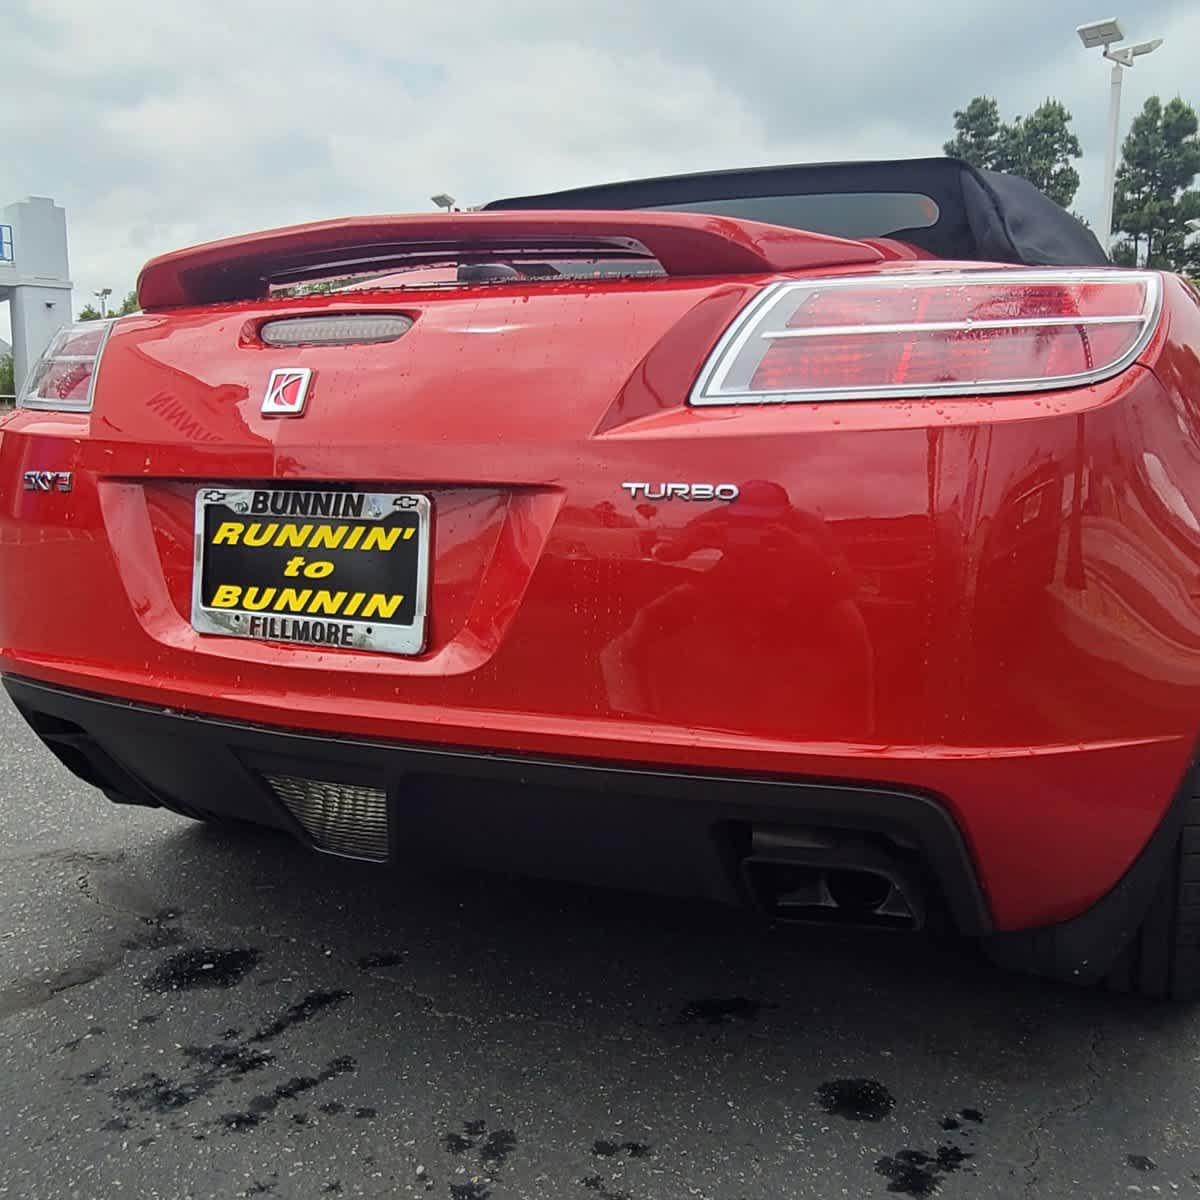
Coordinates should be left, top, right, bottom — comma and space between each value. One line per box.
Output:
1106, 790, 1200, 1001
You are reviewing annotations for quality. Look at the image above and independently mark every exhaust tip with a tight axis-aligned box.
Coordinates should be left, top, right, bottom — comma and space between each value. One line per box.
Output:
741, 827, 927, 931
826, 868, 894, 914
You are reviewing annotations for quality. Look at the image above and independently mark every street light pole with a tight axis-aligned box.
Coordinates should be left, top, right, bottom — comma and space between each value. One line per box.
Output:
1100, 57, 1123, 251
1077, 19, 1164, 253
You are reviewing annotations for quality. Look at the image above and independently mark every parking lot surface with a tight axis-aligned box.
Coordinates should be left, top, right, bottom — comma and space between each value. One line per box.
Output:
0, 693, 1195, 1199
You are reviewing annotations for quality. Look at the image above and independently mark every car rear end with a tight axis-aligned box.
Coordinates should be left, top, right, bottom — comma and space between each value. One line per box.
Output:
5, 201, 1200, 992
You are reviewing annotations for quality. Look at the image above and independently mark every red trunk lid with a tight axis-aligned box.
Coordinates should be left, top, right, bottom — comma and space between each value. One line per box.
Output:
89, 277, 756, 675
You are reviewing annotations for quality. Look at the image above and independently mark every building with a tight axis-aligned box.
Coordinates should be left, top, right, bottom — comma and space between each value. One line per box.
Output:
0, 197, 73, 396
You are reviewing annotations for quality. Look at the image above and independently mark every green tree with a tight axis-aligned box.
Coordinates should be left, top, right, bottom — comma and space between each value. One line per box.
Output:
944, 97, 1006, 169
945, 96, 1082, 208
0, 353, 14, 400
1007, 100, 1082, 208
78, 289, 140, 321
1113, 96, 1200, 270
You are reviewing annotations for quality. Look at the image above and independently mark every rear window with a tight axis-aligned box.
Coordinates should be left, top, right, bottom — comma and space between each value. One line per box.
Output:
644, 191, 940, 240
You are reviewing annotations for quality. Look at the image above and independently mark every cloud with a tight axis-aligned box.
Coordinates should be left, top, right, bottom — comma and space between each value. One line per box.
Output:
2, 0, 1198, 332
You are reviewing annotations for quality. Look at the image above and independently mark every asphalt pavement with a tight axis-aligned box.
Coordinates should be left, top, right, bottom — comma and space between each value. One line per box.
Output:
0, 690, 1196, 1199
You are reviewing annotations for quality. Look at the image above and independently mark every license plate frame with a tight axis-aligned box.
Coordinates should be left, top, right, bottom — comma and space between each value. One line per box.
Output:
191, 487, 431, 655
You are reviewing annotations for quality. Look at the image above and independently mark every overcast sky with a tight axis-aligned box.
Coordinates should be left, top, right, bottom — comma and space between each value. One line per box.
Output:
5, 0, 1199, 334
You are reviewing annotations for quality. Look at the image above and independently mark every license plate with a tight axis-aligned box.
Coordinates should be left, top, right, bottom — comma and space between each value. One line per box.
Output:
191, 487, 430, 655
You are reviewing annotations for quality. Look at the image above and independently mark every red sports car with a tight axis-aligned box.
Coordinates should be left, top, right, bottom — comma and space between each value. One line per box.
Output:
5, 157, 1200, 998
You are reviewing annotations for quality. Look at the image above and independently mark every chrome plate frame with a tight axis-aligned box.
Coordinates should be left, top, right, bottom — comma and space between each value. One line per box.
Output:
191, 487, 431, 655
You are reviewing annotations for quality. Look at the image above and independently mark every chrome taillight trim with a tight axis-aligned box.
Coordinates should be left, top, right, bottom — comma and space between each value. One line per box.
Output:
19, 318, 117, 413
688, 269, 1164, 407
762, 314, 1147, 339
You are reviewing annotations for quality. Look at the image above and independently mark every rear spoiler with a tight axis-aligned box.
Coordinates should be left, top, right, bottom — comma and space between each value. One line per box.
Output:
136, 210, 883, 309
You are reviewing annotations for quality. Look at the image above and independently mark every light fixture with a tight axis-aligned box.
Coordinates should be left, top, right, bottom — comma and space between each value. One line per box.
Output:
1076, 18, 1124, 49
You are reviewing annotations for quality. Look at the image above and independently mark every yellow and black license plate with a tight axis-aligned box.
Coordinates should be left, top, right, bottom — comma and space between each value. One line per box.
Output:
191, 487, 430, 654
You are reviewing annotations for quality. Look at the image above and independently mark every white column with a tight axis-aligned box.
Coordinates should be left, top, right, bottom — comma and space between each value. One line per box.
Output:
1, 197, 73, 394
9, 284, 72, 395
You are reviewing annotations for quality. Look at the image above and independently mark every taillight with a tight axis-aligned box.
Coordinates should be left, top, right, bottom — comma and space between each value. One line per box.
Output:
19, 319, 115, 412
690, 270, 1162, 406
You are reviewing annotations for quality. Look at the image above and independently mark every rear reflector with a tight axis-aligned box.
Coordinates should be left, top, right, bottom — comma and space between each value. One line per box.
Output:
264, 773, 388, 861
259, 314, 413, 346
690, 270, 1162, 405
19, 319, 115, 412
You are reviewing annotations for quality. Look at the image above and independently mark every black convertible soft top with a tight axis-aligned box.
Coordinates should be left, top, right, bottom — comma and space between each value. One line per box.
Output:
486, 157, 1108, 268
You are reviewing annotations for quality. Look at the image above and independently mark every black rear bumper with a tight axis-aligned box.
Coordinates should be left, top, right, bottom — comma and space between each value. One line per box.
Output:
5, 675, 991, 932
